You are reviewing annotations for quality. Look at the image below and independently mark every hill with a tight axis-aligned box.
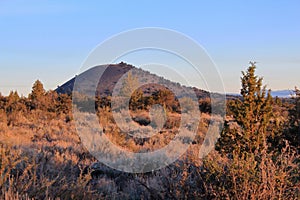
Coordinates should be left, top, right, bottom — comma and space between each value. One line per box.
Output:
55, 62, 211, 99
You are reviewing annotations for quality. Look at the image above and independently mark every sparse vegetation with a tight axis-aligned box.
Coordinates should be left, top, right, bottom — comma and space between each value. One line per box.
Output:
0, 63, 299, 199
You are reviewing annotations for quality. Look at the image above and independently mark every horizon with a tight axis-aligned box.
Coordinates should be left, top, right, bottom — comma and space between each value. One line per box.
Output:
1, 0, 299, 95
0, 61, 296, 98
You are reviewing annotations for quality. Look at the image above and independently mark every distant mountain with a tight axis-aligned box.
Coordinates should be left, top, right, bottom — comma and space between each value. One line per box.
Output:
226, 90, 295, 99
55, 62, 211, 99
271, 90, 294, 98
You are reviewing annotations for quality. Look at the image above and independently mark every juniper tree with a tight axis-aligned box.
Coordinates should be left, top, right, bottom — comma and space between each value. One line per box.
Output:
120, 72, 139, 97
30, 80, 45, 99
29, 80, 46, 109
216, 62, 273, 156
6, 91, 20, 113
119, 72, 142, 111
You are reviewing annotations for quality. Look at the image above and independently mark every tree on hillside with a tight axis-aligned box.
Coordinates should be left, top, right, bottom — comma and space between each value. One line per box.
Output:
216, 62, 273, 156
56, 93, 72, 114
5, 91, 27, 126
153, 89, 178, 112
6, 91, 20, 114
30, 80, 45, 100
120, 72, 139, 97
29, 80, 46, 110
129, 89, 143, 110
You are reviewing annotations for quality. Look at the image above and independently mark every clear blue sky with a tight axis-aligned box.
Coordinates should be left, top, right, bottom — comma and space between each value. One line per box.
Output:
1, 0, 299, 95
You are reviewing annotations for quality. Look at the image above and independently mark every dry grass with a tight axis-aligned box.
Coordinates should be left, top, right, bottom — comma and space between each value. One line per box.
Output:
0, 98, 299, 199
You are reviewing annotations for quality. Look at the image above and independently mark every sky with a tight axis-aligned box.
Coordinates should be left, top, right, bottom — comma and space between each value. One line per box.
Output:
1, 0, 299, 96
